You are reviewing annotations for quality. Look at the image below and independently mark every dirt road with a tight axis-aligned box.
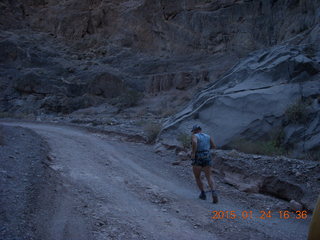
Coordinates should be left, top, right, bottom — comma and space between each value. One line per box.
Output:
1, 122, 310, 240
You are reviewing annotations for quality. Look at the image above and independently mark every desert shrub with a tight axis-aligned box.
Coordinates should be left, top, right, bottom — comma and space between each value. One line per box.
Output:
229, 138, 287, 157
0, 112, 13, 118
160, 108, 176, 118
306, 150, 320, 161
136, 109, 147, 118
123, 89, 143, 107
0, 127, 4, 146
303, 45, 316, 58
111, 89, 144, 109
135, 120, 146, 127
158, 100, 177, 117
144, 123, 162, 143
268, 128, 286, 148
259, 140, 287, 156
0, 112, 35, 120
177, 133, 191, 149
285, 101, 308, 124
193, 112, 199, 119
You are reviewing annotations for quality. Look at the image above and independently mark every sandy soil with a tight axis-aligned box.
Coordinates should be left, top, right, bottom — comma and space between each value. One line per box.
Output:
0, 121, 311, 240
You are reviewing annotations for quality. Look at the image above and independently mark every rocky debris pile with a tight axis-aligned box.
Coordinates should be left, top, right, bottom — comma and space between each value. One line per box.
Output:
0, 125, 51, 240
212, 149, 320, 211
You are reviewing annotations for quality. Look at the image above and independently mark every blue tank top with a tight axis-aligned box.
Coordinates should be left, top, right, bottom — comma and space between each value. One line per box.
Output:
195, 133, 211, 152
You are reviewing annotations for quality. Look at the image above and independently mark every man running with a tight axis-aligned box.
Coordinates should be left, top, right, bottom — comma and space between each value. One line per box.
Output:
191, 125, 218, 203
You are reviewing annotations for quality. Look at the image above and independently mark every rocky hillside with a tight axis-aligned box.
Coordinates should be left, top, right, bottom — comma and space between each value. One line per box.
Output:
0, 0, 319, 157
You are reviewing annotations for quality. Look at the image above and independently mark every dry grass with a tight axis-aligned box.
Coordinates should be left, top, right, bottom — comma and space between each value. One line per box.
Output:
0, 112, 13, 118
111, 89, 144, 109
177, 133, 191, 149
0, 127, 4, 146
144, 122, 162, 143
160, 108, 176, 118
285, 100, 308, 124
229, 138, 287, 157
0, 112, 36, 120
306, 150, 320, 161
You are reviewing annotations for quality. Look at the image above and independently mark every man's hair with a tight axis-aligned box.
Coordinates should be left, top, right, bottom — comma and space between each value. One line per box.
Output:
191, 125, 201, 132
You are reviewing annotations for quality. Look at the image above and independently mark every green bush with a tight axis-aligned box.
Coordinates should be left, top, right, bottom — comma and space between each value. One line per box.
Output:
144, 123, 162, 143
229, 138, 287, 157
135, 120, 146, 127
177, 133, 191, 149
306, 150, 320, 161
0, 112, 35, 120
111, 89, 144, 109
303, 45, 316, 58
160, 108, 176, 118
0, 127, 4, 146
285, 101, 308, 124
0, 112, 13, 118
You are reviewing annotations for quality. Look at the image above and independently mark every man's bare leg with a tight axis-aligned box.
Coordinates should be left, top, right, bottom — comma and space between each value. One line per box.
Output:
203, 166, 215, 191
192, 166, 206, 200
192, 166, 204, 191
203, 166, 218, 203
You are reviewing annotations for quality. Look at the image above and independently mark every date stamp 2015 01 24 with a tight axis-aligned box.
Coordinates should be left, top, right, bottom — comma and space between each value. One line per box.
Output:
211, 210, 308, 220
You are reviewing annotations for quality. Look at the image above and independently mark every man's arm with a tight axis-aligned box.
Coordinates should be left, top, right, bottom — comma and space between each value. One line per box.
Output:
210, 137, 216, 149
191, 134, 197, 159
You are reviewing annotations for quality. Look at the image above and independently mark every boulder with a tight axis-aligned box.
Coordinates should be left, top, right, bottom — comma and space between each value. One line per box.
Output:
289, 200, 303, 211
154, 143, 167, 155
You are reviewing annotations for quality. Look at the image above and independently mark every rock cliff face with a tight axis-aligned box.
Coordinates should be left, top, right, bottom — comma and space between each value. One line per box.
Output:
161, 44, 320, 158
0, 0, 319, 156
4, 0, 318, 55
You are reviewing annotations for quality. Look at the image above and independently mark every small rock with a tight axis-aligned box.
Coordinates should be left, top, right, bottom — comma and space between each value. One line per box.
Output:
295, 171, 302, 177
68, 67, 75, 73
171, 161, 181, 166
160, 198, 168, 204
177, 151, 189, 161
273, 201, 288, 211
227, 149, 240, 157
154, 143, 166, 154
289, 200, 303, 211
95, 221, 104, 227
6, 174, 13, 179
